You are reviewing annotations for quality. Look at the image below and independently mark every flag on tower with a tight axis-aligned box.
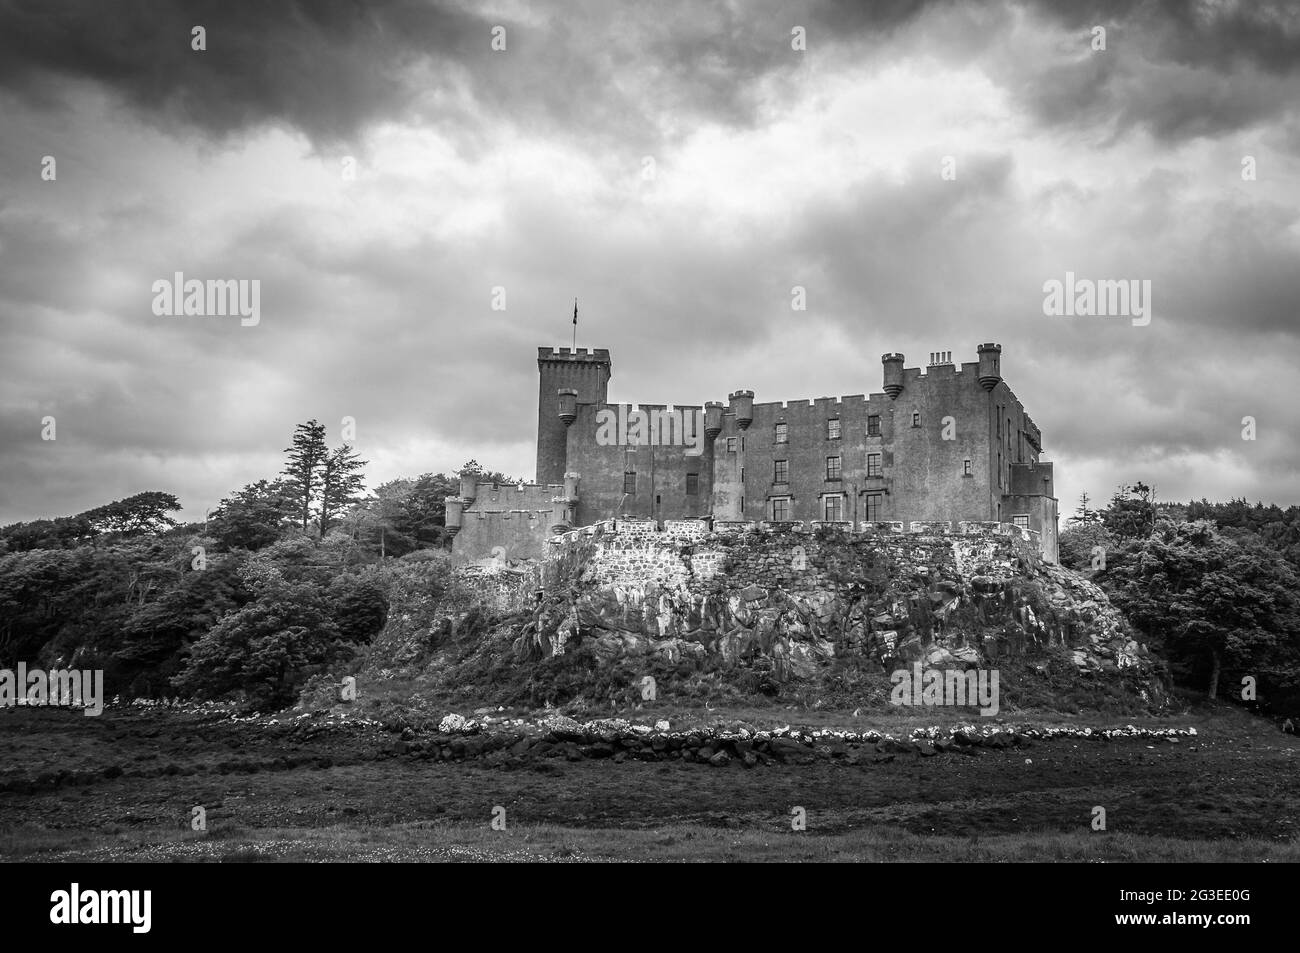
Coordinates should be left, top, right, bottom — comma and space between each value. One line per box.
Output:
573, 299, 578, 325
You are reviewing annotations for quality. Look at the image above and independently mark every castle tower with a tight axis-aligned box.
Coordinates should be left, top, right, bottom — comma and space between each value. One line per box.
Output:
444, 497, 463, 538
704, 401, 724, 440
728, 390, 754, 430
977, 343, 1002, 391
882, 353, 905, 399
536, 347, 612, 486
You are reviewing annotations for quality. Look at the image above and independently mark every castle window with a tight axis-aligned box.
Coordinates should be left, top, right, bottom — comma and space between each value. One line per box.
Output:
867, 415, 880, 437
997, 453, 1001, 487
773, 460, 788, 483
864, 492, 883, 522
823, 495, 844, 522
827, 418, 841, 440
825, 456, 841, 480
866, 453, 882, 478
1013, 514, 1030, 529
771, 497, 790, 521
726, 437, 737, 453
686, 473, 699, 496
963, 459, 972, 476
912, 412, 921, 427
774, 422, 788, 444
623, 471, 636, 495
740, 467, 745, 483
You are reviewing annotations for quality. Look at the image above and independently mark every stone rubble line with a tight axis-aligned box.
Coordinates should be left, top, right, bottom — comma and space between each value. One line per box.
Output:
97, 698, 1199, 747
369, 715, 1198, 766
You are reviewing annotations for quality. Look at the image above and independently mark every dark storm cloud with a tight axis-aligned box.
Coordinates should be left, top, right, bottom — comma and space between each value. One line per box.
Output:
1010, 0, 1300, 143
0, 0, 945, 152
0, 0, 484, 147
1031, 0, 1300, 75
3, 0, 1297, 152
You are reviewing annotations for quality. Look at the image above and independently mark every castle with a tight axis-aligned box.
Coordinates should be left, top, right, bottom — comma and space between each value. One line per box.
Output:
446, 343, 1059, 563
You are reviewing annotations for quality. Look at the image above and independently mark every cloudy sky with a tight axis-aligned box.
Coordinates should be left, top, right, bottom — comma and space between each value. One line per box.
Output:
1, 0, 1297, 525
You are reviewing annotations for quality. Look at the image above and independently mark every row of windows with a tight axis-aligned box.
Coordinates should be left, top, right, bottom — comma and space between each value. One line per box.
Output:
773, 496, 1028, 525
625, 457, 977, 494
770, 494, 884, 522
771, 417, 883, 444
621, 472, 1029, 527
775, 454, 969, 482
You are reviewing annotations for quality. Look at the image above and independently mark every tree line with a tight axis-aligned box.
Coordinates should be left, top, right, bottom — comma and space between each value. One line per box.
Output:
0, 419, 515, 708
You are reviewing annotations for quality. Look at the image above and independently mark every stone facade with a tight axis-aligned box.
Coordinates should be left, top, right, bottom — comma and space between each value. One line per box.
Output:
449, 343, 1060, 563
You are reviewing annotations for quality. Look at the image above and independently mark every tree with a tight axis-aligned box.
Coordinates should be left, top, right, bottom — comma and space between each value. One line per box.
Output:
116, 553, 251, 692
1069, 491, 1102, 525
319, 445, 368, 537
81, 491, 181, 538
354, 474, 454, 557
282, 420, 328, 533
327, 573, 389, 644
208, 480, 296, 551
1103, 482, 1157, 540
1102, 520, 1300, 700
1057, 522, 1115, 571
459, 459, 519, 486
171, 576, 350, 709
0, 515, 96, 551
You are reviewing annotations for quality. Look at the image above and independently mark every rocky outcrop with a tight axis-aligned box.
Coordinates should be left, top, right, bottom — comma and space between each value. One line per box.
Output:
358, 521, 1166, 711
520, 523, 1156, 684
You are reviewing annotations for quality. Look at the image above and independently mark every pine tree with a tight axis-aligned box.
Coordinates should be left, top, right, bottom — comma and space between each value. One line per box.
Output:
1071, 491, 1098, 525
282, 420, 328, 533
319, 444, 368, 537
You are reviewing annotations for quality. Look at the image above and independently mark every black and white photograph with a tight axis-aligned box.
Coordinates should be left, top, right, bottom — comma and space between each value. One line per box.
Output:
0, 0, 1296, 919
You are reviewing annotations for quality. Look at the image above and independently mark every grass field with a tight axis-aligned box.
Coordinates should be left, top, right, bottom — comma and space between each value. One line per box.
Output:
2, 700, 1296, 862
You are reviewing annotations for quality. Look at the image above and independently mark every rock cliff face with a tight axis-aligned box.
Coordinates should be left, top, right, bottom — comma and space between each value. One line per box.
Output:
361, 520, 1165, 712
525, 520, 1159, 693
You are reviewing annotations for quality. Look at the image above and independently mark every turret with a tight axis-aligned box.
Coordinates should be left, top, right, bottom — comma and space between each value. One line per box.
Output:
557, 388, 578, 426
444, 497, 463, 538
882, 353, 905, 399
728, 390, 754, 431
704, 401, 724, 439
977, 343, 1002, 391
563, 471, 580, 501
458, 471, 478, 500
550, 496, 573, 533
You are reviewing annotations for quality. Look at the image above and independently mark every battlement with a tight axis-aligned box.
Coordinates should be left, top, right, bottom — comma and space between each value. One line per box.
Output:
604, 402, 706, 414
538, 347, 612, 364
902, 362, 972, 384
753, 394, 877, 414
